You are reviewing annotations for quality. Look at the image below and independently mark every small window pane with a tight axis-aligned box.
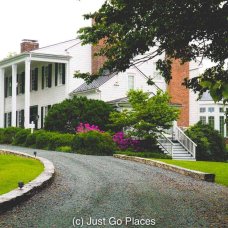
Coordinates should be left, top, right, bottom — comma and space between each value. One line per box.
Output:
208, 107, 215, 113
200, 116, 206, 124
219, 107, 224, 113
199, 107, 206, 113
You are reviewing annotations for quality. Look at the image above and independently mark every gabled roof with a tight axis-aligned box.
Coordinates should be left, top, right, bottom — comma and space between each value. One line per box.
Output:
71, 74, 116, 94
199, 91, 213, 101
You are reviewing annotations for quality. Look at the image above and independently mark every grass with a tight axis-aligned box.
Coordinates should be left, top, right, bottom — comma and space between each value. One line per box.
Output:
0, 154, 44, 195
153, 159, 228, 187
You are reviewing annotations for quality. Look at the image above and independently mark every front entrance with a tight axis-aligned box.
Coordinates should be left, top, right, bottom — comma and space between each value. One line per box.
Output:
30, 105, 38, 129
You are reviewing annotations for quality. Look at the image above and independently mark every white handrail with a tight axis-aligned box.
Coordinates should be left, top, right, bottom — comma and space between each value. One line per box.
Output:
157, 132, 174, 157
174, 126, 197, 159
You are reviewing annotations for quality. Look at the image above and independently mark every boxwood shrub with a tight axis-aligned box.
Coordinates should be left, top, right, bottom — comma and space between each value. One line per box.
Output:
12, 129, 30, 146
35, 131, 53, 149
48, 133, 74, 150
0, 127, 22, 144
72, 131, 116, 155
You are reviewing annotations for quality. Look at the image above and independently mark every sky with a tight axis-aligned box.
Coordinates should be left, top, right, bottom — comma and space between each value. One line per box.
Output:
0, 0, 105, 59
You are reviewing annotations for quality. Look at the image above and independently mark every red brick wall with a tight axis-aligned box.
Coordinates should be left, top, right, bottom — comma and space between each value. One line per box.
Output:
21, 40, 39, 53
91, 38, 107, 74
168, 59, 190, 127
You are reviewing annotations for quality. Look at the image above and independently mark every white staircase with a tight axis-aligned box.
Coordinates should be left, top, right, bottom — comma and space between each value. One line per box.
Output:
157, 124, 197, 161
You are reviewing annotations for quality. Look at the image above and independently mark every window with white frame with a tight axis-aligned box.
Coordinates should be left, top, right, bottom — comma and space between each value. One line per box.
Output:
17, 72, 25, 95
208, 107, 215, 113
199, 116, 206, 124
219, 107, 224, 113
208, 116, 215, 129
128, 74, 134, 90
219, 116, 225, 136
4, 112, 12, 127
17, 110, 24, 128
31, 68, 38, 91
199, 107, 206, 113
55, 63, 65, 86
5, 76, 12, 97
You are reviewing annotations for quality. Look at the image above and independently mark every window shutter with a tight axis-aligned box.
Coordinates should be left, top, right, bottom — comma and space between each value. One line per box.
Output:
55, 63, 58, 86
8, 112, 12, 127
35, 68, 38, 91
4, 77, 8, 97
48, 64, 52, 88
4, 113, 7, 127
41, 107, 43, 128
62, 63, 65, 85
42, 66, 44, 89
16, 111, 18, 127
48, 105, 51, 111
21, 72, 25, 94
21, 110, 24, 128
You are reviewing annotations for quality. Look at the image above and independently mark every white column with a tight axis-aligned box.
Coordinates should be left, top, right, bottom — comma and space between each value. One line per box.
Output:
12, 64, 17, 126
24, 59, 31, 128
0, 68, 5, 128
65, 62, 69, 97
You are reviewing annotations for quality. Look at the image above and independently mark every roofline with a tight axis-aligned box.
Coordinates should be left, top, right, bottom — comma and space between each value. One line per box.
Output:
35, 38, 79, 51
0, 52, 70, 68
70, 88, 99, 96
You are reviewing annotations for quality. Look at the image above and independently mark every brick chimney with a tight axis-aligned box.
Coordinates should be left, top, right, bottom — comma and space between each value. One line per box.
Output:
91, 18, 107, 74
21, 39, 39, 53
168, 59, 190, 127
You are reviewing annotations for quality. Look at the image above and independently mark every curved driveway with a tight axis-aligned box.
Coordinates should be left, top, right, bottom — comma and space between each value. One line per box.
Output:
0, 145, 227, 227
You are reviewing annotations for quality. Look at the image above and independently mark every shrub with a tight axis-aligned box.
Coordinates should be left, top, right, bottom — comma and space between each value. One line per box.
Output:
48, 133, 74, 150
44, 96, 115, 133
72, 131, 116, 155
25, 133, 37, 147
12, 129, 30, 146
113, 131, 140, 151
56, 146, 72, 153
0, 127, 22, 144
115, 151, 172, 159
186, 122, 227, 161
35, 131, 53, 149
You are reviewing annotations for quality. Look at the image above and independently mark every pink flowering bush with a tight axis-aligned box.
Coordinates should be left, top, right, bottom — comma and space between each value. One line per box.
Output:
76, 123, 104, 133
113, 131, 141, 151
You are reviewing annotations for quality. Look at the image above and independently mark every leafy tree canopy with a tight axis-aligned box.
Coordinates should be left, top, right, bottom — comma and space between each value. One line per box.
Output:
44, 96, 115, 133
109, 90, 180, 139
76, 0, 228, 103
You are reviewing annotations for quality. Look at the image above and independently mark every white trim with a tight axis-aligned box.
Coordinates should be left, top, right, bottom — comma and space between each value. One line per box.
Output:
11, 64, 17, 126
0, 68, 5, 128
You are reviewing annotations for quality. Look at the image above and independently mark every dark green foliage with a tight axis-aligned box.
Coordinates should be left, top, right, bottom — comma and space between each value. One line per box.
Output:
0, 127, 22, 144
25, 133, 37, 147
110, 90, 179, 139
56, 146, 72, 153
12, 129, 30, 146
76, 0, 228, 103
35, 132, 53, 149
72, 131, 116, 155
115, 151, 172, 159
44, 96, 115, 133
186, 122, 227, 161
48, 133, 74, 151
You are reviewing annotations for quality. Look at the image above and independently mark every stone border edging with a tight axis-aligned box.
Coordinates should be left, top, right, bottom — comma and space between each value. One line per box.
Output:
114, 154, 215, 182
0, 149, 55, 213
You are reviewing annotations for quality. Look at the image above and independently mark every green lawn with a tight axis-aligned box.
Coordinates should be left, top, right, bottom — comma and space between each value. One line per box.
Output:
154, 159, 228, 187
0, 154, 44, 195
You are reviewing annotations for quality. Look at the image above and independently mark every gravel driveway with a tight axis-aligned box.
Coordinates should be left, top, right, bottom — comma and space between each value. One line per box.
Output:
0, 145, 227, 228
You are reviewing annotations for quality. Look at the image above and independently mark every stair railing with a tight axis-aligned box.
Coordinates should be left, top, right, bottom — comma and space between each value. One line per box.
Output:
174, 126, 197, 159
157, 132, 174, 157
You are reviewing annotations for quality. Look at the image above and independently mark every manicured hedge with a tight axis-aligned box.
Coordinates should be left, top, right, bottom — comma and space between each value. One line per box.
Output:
0, 127, 22, 144
12, 129, 30, 146
72, 131, 117, 155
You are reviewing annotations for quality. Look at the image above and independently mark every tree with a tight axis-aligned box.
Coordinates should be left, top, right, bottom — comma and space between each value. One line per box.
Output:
44, 96, 115, 133
76, 0, 228, 103
109, 90, 179, 139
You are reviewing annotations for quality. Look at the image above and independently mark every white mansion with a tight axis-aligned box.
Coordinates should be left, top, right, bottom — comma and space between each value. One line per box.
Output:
0, 39, 227, 137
